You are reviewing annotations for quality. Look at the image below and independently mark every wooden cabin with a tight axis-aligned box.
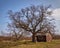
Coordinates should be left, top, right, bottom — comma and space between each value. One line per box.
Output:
35, 32, 52, 42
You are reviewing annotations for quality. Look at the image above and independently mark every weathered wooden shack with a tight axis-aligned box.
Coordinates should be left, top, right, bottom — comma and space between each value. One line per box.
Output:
35, 32, 52, 42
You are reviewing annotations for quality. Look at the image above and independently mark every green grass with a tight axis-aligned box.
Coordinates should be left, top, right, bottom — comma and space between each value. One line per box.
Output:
0, 39, 60, 48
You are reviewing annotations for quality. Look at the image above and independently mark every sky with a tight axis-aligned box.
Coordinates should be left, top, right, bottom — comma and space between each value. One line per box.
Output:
0, 0, 60, 34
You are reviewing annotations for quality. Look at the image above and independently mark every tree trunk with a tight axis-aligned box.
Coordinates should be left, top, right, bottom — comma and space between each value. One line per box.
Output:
32, 33, 36, 42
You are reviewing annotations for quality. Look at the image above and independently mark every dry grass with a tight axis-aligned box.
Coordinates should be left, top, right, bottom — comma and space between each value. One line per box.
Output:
0, 39, 60, 48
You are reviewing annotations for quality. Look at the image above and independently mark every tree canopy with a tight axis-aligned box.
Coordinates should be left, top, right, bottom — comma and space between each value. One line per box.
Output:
8, 5, 55, 42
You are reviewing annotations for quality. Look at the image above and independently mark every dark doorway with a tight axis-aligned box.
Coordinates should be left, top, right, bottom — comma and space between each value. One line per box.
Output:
36, 35, 46, 42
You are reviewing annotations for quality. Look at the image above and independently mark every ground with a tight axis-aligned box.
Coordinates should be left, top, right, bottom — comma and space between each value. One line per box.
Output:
0, 39, 60, 48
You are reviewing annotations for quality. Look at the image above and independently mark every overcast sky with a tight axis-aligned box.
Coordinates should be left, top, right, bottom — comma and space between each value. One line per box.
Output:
0, 0, 60, 34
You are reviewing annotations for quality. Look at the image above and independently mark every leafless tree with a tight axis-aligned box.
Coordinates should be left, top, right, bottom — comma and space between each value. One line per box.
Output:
8, 5, 55, 42
8, 23, 23, 40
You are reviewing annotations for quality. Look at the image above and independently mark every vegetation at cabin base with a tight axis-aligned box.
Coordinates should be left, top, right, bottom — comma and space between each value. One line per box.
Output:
0, 40, 60, 48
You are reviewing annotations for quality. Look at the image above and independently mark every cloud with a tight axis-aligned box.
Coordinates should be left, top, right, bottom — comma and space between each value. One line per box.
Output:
52, 8, 60, 20
51, 8, 60, 34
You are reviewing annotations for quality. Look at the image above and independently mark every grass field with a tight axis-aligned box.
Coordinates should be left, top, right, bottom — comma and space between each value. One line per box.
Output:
0, 39, 60, 48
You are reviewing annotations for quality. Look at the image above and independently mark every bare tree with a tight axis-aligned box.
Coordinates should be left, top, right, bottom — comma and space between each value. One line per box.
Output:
8, 23, 23, 41
8, 5, 55, 42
